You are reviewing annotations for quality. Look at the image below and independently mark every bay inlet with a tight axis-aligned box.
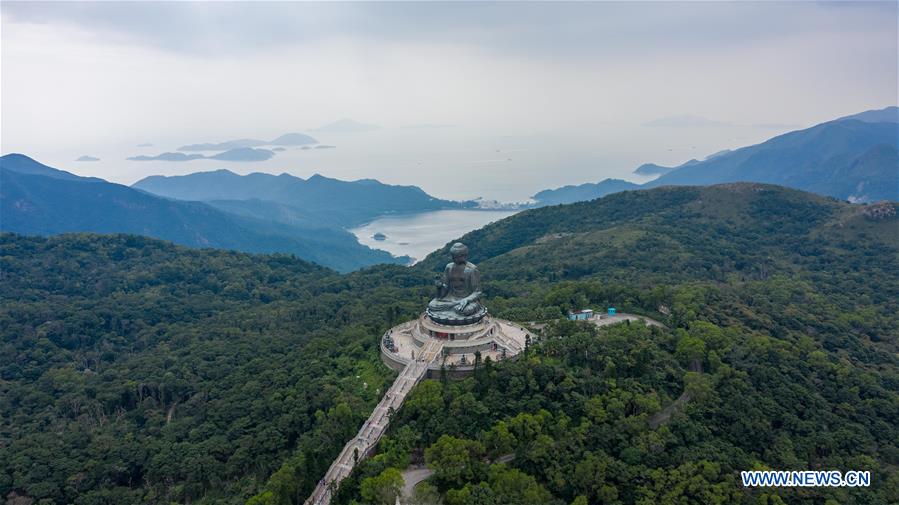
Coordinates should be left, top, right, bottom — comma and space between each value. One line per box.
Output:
351, 209, 517, 264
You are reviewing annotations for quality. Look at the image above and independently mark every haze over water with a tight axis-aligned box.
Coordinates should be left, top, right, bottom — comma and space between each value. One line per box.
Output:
2, 2, 894, 202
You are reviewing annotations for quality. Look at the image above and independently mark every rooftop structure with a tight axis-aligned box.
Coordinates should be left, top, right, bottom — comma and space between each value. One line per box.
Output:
568, 309, 594, 321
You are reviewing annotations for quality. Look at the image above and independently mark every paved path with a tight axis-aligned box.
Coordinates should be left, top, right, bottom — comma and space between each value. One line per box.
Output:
399, 466, 434, 503
304, 339, 444, 505
589, 313, 666, 328
397, 454, 514, 504
527, 313, 664, 332
492, 323, 526, 354
648, 359, 702, 429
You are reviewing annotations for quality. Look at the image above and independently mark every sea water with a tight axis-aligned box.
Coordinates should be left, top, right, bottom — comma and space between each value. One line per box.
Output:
351, 209, 517, 264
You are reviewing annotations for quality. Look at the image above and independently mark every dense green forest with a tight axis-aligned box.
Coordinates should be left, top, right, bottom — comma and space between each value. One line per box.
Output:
337, 185, 899, 505
1, 184, 897, 504
0, 234, 431, 504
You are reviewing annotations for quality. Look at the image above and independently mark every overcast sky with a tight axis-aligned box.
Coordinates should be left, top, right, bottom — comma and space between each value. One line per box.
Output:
2, 1, 896, 201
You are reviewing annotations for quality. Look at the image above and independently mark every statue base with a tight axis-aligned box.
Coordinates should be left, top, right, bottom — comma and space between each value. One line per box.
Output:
426, 306, 488, 326
380, 314, 533, 378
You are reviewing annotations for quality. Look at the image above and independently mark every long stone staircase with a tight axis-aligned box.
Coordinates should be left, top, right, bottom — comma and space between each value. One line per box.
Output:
304, 339, 443, 505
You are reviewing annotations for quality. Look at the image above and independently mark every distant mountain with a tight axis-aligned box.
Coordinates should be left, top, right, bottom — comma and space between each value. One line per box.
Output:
705, 149, 732, 160
531, 178, 641, 206
178, 132, 318, 151
208, 148, 274, 161
178, 138, 266, 151
633, 159, 699, 176
132, 169, 469, 227
0, 154, 406, 271
0, 153, 102, 182
812, 143, 899, 203
127, 148, 274, 162
313, 118, 379, 133
634, 163, 675, 176
645, 110, 898, 202
532, 107, 898, 205
836, 105, 898, 123
127, 152, 205, 162
269, 133, 318, 145
204, 198, 341, 229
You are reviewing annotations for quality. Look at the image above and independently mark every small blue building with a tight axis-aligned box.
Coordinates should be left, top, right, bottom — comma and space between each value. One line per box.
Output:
568, 309, 594, 321
607, 307, 617, 315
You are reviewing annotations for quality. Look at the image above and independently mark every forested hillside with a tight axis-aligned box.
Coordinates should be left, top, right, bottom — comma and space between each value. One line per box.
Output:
335, 184, 899, 505
2, 184, 897, 505
0, 234, 430, 504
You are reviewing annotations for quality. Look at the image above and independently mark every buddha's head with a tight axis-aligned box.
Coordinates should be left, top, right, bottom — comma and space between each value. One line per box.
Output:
450, 242, 469, 265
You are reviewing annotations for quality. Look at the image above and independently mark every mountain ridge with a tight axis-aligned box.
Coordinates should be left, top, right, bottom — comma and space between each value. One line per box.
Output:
420, 182, 898, 274
132, 168, 471, 227
643, 118, 897, 201
531, 178, 641, 206
0, 154, 407, 271
532, 107, 898, 206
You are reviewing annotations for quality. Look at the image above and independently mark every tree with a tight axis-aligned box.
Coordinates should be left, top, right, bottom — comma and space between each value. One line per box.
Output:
683, 371, 713, 403
425, 435, 485, 487
411, 481, 442, 505
360, 467, 404, 505
675, 333, 706, 369
484, 421, 516, 459
487, 465, 553, 504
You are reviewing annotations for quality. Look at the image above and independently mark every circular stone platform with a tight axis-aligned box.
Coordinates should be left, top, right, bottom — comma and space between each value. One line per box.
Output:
380, 313, 533, 378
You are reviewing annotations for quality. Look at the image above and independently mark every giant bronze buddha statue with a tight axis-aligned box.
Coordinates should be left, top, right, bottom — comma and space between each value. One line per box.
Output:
427, 242, 487, 325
